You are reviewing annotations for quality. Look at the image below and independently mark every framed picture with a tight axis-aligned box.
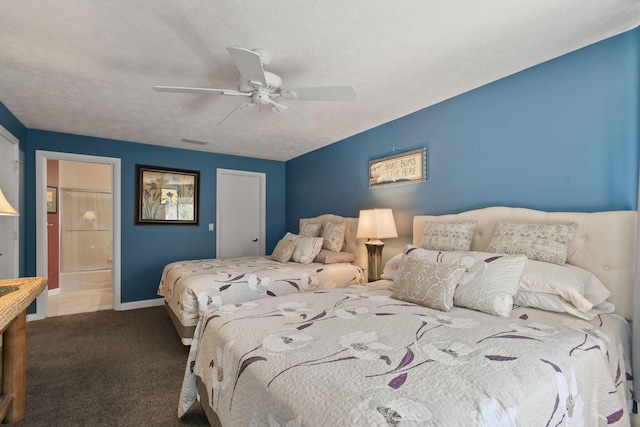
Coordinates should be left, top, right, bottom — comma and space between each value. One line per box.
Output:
46, 187, 57, 213
135, 164, 200, 225
369, 148, 426, 188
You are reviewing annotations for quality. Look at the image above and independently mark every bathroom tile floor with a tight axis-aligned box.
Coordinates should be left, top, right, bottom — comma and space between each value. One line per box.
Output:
48, 270, 113, 317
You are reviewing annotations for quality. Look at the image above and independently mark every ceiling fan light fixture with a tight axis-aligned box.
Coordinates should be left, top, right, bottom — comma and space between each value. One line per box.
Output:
238, 71, 283, 94
155, 46, 356, 131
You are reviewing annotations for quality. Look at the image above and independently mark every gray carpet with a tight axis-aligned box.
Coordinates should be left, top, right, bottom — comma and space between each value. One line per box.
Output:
8, 306, 209, 426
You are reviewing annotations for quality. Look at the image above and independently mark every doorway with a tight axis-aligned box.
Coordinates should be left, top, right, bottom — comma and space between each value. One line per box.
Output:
48, 160, 114, 316
35, 151, 121, 320
216, 169, 265, 258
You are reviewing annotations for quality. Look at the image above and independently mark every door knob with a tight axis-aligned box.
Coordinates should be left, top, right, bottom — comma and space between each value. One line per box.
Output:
252, 238, 258, 242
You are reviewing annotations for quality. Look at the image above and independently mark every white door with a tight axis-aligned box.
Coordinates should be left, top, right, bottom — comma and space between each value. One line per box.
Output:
216, 169, 265, 258
0, 126, 19, 279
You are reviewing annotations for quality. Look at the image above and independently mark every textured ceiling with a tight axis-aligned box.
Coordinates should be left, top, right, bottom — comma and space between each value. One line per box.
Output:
0, 1, 638, 161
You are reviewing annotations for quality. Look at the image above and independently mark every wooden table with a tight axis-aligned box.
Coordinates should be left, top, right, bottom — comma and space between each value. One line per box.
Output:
0, 277, 47, 424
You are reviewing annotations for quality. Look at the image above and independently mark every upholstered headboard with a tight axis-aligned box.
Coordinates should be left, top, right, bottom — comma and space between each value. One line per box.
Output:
413, 206, 638, 320
299, 214, 368, 275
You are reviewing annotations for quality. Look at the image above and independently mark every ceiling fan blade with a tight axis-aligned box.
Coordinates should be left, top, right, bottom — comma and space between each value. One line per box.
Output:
153, 85, 250, 96
227, 47, 267, 87
217, 103, 255, 126
270, 101, 316, 130
280, 86, 357, 102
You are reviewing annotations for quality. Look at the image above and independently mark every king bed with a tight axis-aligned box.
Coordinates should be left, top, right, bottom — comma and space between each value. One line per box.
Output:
158, 214, 367, 344
178, 207, 637, 426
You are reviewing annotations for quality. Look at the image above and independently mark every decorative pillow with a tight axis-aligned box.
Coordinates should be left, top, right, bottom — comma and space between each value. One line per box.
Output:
270, 239, 297, 263
486, 222, 577, 264
381, 253, 403, 280
283, 232, 299, 241
300, 222, 322, 237
392, 246, 527, 317
518, 260, 611, 312
421, 221, 477, 251
291, 237, 323, 264
513, 291, 615, 320
453, 253, 528, 318
391, 257, 467, 312
322, 222, 347, 252
391, 245, 476, 290
314, 249, 355, 264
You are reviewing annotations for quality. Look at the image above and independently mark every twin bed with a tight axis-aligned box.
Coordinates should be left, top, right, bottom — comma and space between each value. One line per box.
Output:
158, 214, 367, 344
170, 206, 637, 426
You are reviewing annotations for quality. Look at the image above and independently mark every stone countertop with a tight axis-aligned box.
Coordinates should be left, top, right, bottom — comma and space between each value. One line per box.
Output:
0, 277, 47, 332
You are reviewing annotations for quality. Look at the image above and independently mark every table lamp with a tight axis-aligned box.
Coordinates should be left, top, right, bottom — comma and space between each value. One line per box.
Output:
356, 208, 397, 281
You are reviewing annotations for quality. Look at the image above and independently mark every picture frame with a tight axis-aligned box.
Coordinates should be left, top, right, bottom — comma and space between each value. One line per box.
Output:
135, 164, 200, 225
46, 186, 57, 213
368, 148, 426, 188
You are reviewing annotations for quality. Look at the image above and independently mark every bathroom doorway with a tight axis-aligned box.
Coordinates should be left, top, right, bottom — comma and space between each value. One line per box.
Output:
47, 160, 114, 316
35, 151, 121, 320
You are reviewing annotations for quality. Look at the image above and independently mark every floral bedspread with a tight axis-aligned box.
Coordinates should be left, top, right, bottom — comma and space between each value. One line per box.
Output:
158, 256, 364, 327
178, 282, 632, 426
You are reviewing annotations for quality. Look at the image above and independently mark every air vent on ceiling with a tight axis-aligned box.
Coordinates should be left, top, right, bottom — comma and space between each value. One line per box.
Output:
180, 137, 210, 145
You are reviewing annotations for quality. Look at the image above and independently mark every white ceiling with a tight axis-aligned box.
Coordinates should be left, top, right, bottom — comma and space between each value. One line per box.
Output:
0, 1, 638, 161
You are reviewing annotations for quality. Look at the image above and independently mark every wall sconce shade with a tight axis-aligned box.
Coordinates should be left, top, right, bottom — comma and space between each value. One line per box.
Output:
0, 188, 19, 216
356, 209, 397, 282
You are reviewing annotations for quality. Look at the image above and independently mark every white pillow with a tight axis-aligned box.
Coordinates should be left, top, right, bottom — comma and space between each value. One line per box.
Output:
421, 221, 477, 251
452, 252, 527, 318
519, 260, 611, 312
514, 290, 615, 320
291, 237, 323, 264
381, 253, 403, 280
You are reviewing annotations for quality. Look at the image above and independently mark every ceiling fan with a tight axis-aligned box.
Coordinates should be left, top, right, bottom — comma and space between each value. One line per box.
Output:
153, 47, 357, 130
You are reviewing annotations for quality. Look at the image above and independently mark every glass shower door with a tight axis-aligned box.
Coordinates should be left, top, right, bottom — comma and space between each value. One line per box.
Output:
60, 190, 113, 273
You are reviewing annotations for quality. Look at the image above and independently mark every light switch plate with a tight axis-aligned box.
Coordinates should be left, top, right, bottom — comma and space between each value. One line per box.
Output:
208, 223, 214, 232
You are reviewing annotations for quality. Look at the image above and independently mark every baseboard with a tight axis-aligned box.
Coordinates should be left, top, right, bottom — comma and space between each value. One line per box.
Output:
48, 288, 60, 296
118, 298, 164, 311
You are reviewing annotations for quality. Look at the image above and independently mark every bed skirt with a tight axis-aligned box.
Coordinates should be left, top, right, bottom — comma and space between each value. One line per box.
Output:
164, 302, 195, 345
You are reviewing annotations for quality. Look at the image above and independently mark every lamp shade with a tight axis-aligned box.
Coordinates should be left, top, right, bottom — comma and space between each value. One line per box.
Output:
0, 188, 18, 216
83, 210, 97, 221
356, 209, 398, 241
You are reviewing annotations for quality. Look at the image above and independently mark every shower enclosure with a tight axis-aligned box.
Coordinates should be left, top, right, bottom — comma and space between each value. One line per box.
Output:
60, 189, 113, 275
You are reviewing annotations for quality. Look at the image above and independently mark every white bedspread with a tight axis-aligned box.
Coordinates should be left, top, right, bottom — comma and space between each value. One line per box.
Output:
158, 256, 364, 327
179, 282, 632, 426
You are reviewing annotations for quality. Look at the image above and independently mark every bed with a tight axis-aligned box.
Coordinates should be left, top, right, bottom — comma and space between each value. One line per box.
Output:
178, 206, 637, 426
158, 214, 367, 344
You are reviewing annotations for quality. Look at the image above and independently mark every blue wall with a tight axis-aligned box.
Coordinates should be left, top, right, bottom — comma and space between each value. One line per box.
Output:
286, 29, 640, 238
0, 28, 638, 304
0, 102, 26, 144
22, 131, 286, 303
